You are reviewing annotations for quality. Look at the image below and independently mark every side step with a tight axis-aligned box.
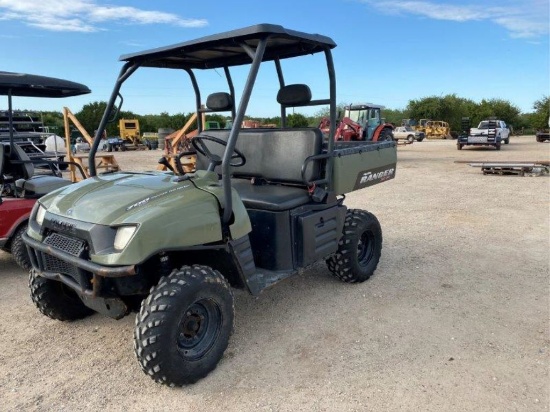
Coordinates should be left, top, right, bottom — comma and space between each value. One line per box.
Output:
228, 235, 294, 295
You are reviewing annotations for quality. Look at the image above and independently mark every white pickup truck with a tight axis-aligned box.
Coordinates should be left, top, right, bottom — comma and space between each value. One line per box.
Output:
457, 119, 510, 150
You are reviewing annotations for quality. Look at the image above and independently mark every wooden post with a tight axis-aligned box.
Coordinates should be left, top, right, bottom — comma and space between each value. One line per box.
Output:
62, 107, 120, 182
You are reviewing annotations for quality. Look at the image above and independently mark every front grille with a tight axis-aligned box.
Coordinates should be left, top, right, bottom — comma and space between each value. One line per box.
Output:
42, 232, 86, 276
43, 254, 80, 277
44, 233, 85, 256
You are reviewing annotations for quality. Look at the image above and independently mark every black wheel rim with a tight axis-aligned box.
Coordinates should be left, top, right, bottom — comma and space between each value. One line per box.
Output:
177, 299, 222, 361
357, 231, 375, 267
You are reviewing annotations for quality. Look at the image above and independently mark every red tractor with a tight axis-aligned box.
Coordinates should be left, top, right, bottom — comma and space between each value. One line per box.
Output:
320, 103, 394, 142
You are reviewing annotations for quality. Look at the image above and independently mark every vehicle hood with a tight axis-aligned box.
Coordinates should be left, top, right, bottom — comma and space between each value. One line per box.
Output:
39, 172, 199, 225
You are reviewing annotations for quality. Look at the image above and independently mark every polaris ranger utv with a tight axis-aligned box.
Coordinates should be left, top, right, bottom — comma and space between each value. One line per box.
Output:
23, 24, 397, 386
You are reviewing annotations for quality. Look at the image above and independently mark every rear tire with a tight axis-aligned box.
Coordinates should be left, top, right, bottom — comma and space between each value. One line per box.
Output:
29, 269, 94, 321
326, 209, 382, 283
407, 135, 414, 143
457, 143, 463, 150
12, 224, 31, 271
504, 138, 509, 144
107, 143, 113, 152
134, 265, 234, 386
378, 128, 394, 142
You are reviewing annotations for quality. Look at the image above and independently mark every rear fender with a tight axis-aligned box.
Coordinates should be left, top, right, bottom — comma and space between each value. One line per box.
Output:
372, 124, 393, 141
0, 198, 35, 239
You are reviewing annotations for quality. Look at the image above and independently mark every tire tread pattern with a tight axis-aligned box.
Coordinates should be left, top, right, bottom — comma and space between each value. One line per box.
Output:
134, 264, 234, 386
12, 224, 31, 271
29, 269, 94, 321
326, 209, 382, 283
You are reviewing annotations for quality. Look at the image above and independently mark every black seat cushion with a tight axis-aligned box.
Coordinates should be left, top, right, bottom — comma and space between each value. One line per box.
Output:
231, 178, 311, 211
15, 175, 71, 198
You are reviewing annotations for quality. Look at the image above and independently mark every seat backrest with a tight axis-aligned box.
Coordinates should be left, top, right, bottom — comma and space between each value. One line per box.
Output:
195, 128, 323, 184
206, 92, 233, 112
12, 144, 34, 179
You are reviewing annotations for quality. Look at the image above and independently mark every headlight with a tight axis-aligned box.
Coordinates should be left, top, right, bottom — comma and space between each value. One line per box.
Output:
36, 205, 47, 226
113, 225, 137, 251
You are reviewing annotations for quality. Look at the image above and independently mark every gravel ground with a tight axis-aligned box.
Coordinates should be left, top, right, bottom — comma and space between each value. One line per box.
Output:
1, 136, 548, 411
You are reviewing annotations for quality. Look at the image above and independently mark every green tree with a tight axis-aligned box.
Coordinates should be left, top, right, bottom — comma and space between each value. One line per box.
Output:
75, 101, 108, 136
286, 113, 309, 128
382, 108, 408, 126
407, 94, 477, 131
41, 111, 65, 135
474, 99, 521, 128
530, 96, 550, 130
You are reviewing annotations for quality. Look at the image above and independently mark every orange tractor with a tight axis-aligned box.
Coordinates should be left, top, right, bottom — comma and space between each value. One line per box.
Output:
320, 103, 394, 141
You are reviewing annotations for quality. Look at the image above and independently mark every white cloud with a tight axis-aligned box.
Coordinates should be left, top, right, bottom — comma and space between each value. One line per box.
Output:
0, 0, 208, 32
362, 0, 549, 39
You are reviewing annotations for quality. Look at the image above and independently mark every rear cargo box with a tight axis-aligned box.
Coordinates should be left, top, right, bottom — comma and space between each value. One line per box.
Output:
331, 140, 397, 195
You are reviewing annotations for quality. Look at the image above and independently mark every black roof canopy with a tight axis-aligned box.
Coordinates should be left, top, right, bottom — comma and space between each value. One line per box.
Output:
119, 23, 337, 69
0, 71, 91, 98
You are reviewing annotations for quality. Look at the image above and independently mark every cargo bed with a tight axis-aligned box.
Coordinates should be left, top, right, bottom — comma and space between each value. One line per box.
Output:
331, 140, 397, 194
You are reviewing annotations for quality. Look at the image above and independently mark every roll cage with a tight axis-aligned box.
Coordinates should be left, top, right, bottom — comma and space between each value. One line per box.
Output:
89, 24, 338, 224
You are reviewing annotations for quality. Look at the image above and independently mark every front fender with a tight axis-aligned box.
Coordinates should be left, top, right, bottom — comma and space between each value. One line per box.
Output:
91, 191, 223, 266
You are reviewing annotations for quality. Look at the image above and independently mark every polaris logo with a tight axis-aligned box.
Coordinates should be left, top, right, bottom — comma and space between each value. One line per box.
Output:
50, 219, 76, 233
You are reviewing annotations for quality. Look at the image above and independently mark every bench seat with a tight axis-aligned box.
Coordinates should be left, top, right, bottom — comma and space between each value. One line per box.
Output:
231, 178, 310, 211
196, 128, 323, 211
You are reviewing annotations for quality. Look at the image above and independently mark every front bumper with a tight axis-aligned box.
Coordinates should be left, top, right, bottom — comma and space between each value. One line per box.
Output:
24, 232, 136, 319
459, 135, 501, 146
24, 232, 135, 278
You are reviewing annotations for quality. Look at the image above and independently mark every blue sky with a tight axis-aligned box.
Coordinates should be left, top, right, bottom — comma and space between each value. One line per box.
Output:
1, 0, 548, 118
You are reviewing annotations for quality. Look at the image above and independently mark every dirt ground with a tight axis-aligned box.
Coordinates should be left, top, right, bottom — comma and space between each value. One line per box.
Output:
1, 136, 548, 411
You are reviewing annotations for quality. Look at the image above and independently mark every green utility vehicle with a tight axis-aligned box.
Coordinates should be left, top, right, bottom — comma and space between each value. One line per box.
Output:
23, 24, 397, 386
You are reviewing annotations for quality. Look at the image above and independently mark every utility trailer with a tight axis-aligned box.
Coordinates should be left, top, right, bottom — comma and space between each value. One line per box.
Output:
23, 24, 397, 386
468, 162, 549, 176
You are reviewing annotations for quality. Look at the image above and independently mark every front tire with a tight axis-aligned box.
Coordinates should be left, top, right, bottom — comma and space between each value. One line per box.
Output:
134, 265, 234, 386
326, 209, 382, 283
12, 224, 31, 271
457, 143, 463, 150
29, 269, 94, 321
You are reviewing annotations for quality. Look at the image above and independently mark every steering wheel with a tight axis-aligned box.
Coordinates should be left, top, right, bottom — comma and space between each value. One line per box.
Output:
191, 135, 246, 171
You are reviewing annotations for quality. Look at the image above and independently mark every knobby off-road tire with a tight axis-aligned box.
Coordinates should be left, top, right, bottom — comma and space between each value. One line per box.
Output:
12, 224, 31, 271
378, 128, 394, 142
134, 265, 234, 386
326, 209, 382, 283
29, 269, 94, 321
